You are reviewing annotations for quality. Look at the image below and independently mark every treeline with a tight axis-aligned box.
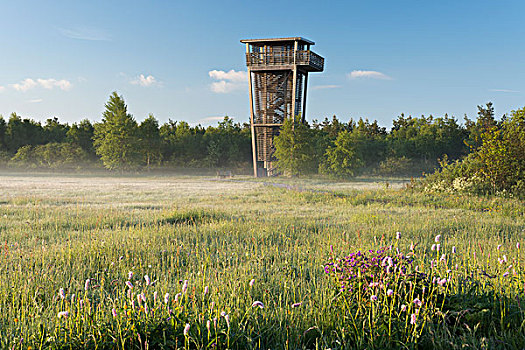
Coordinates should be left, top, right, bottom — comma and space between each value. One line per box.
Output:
0, 92, 504, 176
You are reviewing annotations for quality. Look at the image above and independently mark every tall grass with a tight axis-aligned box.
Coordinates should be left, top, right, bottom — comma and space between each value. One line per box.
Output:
0, 174, 523, 348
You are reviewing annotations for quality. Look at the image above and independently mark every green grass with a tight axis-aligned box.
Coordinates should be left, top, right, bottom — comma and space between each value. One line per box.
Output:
0, 173, 524, 349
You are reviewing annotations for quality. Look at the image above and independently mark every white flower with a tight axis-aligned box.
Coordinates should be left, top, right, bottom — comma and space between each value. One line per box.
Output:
144, 275, 150, 286
184, 323, 190, 336
57, 311, 69, 319
435, 235, 441, 243
59, 288, 66, 300
164, 293, 169, 304
252, 301, 264, 309
182, 280, 188, 294
249, 279, 255, 287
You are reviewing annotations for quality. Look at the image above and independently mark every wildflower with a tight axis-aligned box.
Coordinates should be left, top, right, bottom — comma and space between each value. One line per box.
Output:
220, 311, 227, 317
71, 294, 75, 303
413, 298, 422, 307
386, 289, 394, 296
396, 232, 401, 240
410, 313, 417, 325
292, 302, 302, 308
503, 255, 508, 263
59, 288, 66, 300
79, 299, 84, 309
126, 281, 133, 289
410, 243, 414, 251
503, 272, 510, 277
431, 244, 436, 251
128, 271, 133, 279
224, 314, 230, 328
182, 280, 188, 294
206, 320, 211, 332
517, 242, 521, 250
153, 291, 158, 304
184, 323, 190, 336
204, 286, 209, 296
452, 246, 456, 254
112, 308, 117, 317
371, 295, 378, 301
57, 311, 69, 319
400, 304, 407, 312
440, 254, 446, 261
252, 301, 264, 309
85, 279, 90, 291
213, 317, 218, 329
497, 244, 502, 250
144, 275, 150, 286
437, 278, 447, 286
436, 244, 441, 252
175, 293, 181, 302
249, 279, 255, 287
369, 282, 379, 288
144, 303, 149, 314
435, 235, 441, 243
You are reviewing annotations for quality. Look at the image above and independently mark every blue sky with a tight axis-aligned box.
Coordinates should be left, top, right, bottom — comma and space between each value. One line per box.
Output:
0, 0, 524, 127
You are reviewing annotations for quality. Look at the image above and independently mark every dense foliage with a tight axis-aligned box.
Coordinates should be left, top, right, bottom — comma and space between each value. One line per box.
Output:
0, 93, 521, 184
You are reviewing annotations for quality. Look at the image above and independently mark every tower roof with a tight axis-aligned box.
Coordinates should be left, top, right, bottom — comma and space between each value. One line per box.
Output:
240, 37, 315, 45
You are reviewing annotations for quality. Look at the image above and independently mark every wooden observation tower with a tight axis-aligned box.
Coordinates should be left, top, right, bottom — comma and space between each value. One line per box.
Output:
241, 37, 324, 177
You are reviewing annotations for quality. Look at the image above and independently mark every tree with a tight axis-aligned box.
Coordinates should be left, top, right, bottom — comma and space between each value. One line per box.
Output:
67, 119, 96, 156
0, 115, 6, 151
139, 114, 162, 168
93, 92, 140, 170
320, 130, 364, 178
43, 117, 69, 143
273, 116, 318, 175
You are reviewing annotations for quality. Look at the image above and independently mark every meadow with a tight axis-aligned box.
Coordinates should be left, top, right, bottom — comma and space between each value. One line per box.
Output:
0, 172, 524, 349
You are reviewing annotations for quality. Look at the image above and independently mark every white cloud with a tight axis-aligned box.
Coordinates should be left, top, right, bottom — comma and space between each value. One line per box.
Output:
12, 78, 38, 92
58, 27, 111, 41
0, 86, 5, 92
11, 78, 72, 92
131, 74, 158, 87
208, 69, 247, 93
201, 116, 230, 122
348, 70, 392, 80
28, 98, 43, 103
311, 84, 341, 90
489, 89, 520, 93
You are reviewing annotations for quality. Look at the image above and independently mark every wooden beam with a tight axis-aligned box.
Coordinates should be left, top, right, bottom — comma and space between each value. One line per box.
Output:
302, 72, 308, 123
247, 43, 258, 177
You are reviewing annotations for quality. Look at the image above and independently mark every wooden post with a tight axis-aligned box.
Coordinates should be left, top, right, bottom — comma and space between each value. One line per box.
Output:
291, 40, 298, 124
302, 72, 308, 123
247, 43, 258, 177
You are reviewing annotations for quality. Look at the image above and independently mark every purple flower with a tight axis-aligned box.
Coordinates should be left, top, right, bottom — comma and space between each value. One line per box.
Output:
503, 272, 510, 277
413, 298, 422, 307
184, 323, 190, 336
517, 242, 521, 250
386, 289, 394, 296
497, 244, 502, 250
396, 232, 401, 240
435, 235, 441, 243
452, 246, 456, 254
112, 308, 117, 317
252, 301, 264, 309
126, 281, 133, 289
400, 304, 407, 312
204, 286, 209, 296
371, 295, 378, 301
431, 244, 436, 251
249, 279, 255, 287
292, 302, 303, 308
128, 271, 133, 279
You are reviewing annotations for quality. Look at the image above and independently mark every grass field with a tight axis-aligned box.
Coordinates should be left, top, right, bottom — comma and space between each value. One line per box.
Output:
1, 172, 524, 349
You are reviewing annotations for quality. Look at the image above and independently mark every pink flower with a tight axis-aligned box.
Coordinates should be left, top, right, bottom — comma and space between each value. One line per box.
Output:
431, 244, 436, 251
386, 289, 394, 296
184, 323, 190, 336
85, 279, 90, 291
128, 271, 133, 279
57, 311, 69, 319
370, 295, 378, 301
164, 293, 169, 304
112, 308, 117, 317
144, 275, 150, 286
452, 246, 456, 254
497, 244, 502, 250
410, 313, 417, 325
435, 235, 441, 243
182, 280, 188, 294
126, 281, 133, 289
292, 302, 302, 308
204, 286, 209, 296
59, 288, 66, 300
249, 279, 255, 287
413, 298, 422, 307
400, 304, 407, 312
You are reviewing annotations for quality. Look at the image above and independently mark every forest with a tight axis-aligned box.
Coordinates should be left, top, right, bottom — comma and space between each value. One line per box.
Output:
0, 92, 506, 177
